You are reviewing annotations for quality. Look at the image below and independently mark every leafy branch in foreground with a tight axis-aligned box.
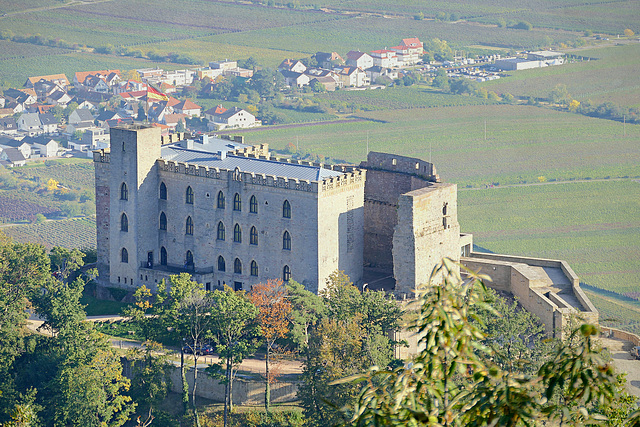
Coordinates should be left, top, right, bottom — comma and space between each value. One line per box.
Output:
336, 258, 629, 426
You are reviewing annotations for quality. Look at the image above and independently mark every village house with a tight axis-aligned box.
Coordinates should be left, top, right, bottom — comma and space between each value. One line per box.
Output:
280, 70, 310, 88
21, 135, 59, 158
315, 52, 345, 69
335, 66, 369, 87
346, 51, 374, 70
68, 108, 95, 127
24, 74, 70, 90
173, 99, 201, 117
45, 90, 73, 107
370, 49, 398, 68
0, 136, 32, 159
391, 37, 424, 66
0, 118, 18, 135
0, 147, 26, 167
205, 106, 260, 131
17, 113, 43, 136
278, 59, 307, 74
38, 113, 59, 134
74, 70, 121, 89
309, 75, 342, 92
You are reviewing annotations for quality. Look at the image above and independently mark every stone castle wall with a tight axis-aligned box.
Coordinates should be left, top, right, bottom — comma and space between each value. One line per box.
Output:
393, 183, 460, 298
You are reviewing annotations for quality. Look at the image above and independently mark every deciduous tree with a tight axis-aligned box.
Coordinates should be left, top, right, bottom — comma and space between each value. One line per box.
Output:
249, 279, 292, 412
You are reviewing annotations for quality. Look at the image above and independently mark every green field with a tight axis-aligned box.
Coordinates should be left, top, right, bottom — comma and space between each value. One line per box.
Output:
2, 216, 96, 249
488, 43, 640, 107
242, 104, 640, 186
0, 42, 184, 87
458, 180, 640, 295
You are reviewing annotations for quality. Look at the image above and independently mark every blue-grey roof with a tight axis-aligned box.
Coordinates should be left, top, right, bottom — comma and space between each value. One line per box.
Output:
160, 145, 342, 182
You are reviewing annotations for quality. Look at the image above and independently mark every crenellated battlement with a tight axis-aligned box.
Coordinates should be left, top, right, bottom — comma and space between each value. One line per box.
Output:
93, 149, 110, 163
156, 158, 321, 193
320, 169, 366, 194
360, 151, 439, 182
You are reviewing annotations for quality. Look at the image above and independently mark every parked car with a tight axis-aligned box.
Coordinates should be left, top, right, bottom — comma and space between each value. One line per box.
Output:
183, 343, 215, 356
630, 346, 640, 360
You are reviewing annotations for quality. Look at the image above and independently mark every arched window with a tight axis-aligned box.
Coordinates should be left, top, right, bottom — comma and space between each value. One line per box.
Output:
185, 250, 194, 267
217, 191, 225, 209
159, 182, 167, 200
185, 216, 193, 235
283, 265, 291, 281
160, 246, 167, 266
217, 221, 225, 240
250, 226, 258, 245
233, 193, 241, 211
250, 260, 258, 277
120, 182, 128, 200
218, 256, 226, 272
250, 195, 258, 214
121, 248, 128, 263
186, 186, 194, 204
283, 200, 291, 218
159, 212, 167, 230
233, 224, 242, 243
120, 213, 128, 232
234, 258, 242, 274
283, 230, 291, 250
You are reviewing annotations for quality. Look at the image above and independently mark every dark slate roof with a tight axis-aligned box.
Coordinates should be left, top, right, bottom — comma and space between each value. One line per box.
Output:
21, 135, 56, 146
96, 110, 119, 121
217, 107, 245, 120
160, 144, 342, 182
39, 113, 58, 125
0, 118, 17, 130
71, 108, 94, 123
3, 148, 26, 163
0, 136, 22, 147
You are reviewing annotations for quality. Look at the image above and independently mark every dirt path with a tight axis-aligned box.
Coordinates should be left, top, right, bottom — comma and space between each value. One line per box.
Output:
600, 337, 640, 397
27, 315, 304, 376
458, 177, 638, 191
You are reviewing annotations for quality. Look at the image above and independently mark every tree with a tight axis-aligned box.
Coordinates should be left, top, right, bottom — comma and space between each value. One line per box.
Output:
550, 83, 571, 106
175, 119, 186, 133
624, 28, 635, 37
127, 341, 173, 422
156, 273, 213, 424
338, 259, 621, 426
207, 286, 259, 427
432, 68, 450, 92
298, 272, 402, 425
474, 288, 550, 374
287, 279, 325, 359
248, 279, 292, 412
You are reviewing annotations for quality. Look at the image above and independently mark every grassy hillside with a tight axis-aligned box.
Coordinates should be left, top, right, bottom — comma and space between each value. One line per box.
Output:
458, 180, 640, 296
242, 104, 640, 186
488, 44, 640, 107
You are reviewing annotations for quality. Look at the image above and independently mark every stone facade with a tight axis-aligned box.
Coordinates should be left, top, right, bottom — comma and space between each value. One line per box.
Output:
95, 124, 364, 294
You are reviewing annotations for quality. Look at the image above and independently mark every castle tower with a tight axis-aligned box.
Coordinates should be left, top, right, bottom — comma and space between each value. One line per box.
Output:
107, 124, 161, 288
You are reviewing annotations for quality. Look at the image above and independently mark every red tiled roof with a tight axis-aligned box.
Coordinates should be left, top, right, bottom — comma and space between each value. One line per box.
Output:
167, 97, 180, 107
174, 99, 201, 111
26, 74, 70, 86
75, 70, 120, 84
401, 37, 423, 48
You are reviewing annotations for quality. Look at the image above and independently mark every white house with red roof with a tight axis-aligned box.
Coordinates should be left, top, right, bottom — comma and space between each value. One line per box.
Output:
74, 70, 121, 89
335, 66, 369, 87
206, 106, 260, 131
391, 37, 424, 66
173, 99, 201, 117
278, 59, 307, 74
370, 49, 398, 68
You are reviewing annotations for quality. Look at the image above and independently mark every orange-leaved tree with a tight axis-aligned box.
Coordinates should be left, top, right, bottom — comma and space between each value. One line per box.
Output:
249, 279, 292, 412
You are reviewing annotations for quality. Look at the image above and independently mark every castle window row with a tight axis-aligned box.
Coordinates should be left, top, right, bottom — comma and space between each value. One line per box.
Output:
123, 246, 292, 282
159, 183, 292, 218
159, 213, 291, 249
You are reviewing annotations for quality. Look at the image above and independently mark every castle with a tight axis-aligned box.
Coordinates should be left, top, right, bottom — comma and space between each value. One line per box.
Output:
94, 124, 597, 339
